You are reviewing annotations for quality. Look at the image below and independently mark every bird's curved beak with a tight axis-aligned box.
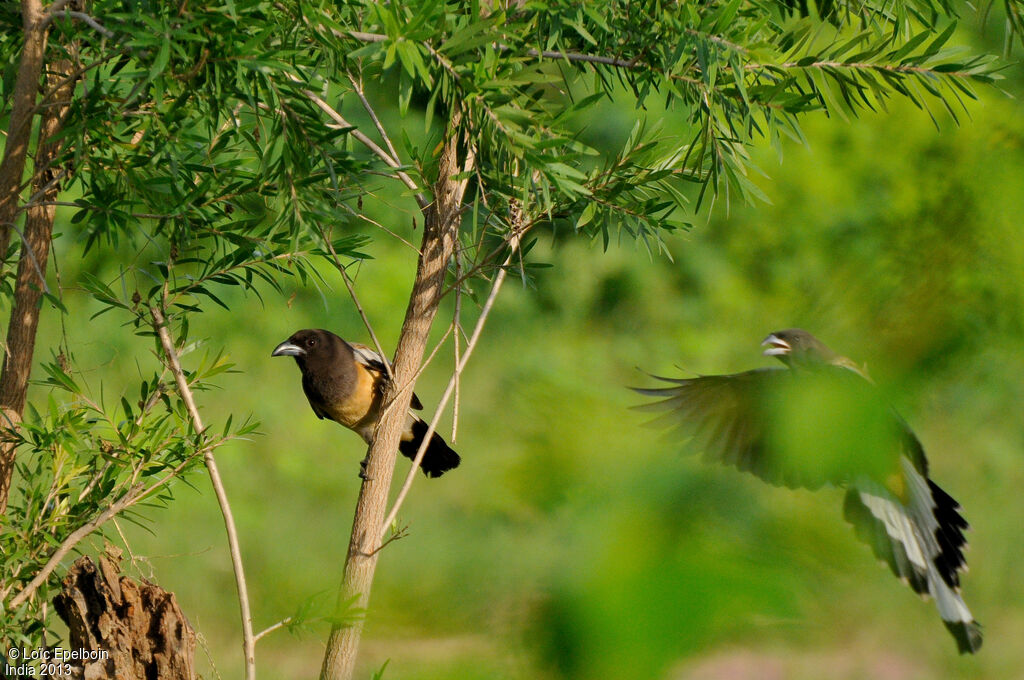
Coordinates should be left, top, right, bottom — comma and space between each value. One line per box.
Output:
271, 341, 305, 357
761, 334, 791, 357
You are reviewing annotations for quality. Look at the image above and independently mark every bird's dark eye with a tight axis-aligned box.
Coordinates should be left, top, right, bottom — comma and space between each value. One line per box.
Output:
307, 338, 316, 347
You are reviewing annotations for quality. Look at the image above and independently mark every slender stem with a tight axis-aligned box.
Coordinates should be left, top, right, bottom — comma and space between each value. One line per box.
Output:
747, 59, 980, 79
42, 0, 76, 20
8, 453, 197, 608
346, 70, 402, 170
341, 205, 420, 252
451, 250, 463, 442
525, 48, 638, 67
289, 74, 428, 210
318, 226, 393, 381
150, 302, 256, 680
254, 617, 293, 643
348, 31, 386, 43
58, 11, 114, 39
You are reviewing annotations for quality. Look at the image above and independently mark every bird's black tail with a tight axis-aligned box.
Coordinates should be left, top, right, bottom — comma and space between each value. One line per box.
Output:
843, 463, 981, 654
400, 418, 461, 478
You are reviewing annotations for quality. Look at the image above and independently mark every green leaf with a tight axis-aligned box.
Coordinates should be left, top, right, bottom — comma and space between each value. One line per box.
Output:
150, 35, 172, 81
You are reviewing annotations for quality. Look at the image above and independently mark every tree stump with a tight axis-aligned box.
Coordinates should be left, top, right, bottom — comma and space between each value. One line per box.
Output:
52, 554, 196, 680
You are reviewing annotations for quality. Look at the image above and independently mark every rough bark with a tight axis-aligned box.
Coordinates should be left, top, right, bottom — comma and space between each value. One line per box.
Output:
0, 0, 48, 266
53, 554, 197, 680
319, 120, 468, 680
0, 55, 76, 513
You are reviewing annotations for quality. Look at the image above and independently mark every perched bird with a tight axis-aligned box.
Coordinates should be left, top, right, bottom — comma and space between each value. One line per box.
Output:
635, 329, 981, 653
272, 329, 460, 478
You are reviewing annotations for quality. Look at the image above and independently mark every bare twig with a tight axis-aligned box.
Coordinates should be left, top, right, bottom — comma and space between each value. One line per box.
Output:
349, 31, 386, 43
254, 617, 294, 643
150, 301, 256, 680
42, 0, 76, 20
360, 524, 408, 558
451, 250, 463, 442
288, 74, 428, 210
373, 322, 455, 432
339, 203, 420, 253
525, 48, 639, 68
317, 225, 393, 381
346, 70, 402, 170
345, 30, 640, 69
77, 460, 112, 500
57, 10, 115, 39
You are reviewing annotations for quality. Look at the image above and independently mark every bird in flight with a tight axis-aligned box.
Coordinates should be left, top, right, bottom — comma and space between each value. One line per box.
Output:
272, 328, 460, 478
635, 329, 981, 653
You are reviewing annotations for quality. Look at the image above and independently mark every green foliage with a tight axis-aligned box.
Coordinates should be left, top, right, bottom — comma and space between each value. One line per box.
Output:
0, 352, 258, 642
0, 0, 1020, 674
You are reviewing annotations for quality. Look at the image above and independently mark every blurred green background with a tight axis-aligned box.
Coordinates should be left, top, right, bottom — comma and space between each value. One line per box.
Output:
39, 30, 1024, 680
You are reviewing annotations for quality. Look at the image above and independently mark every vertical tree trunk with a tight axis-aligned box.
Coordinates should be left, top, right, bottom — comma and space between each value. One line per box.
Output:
0, 55, 76, 513
319, 120, 468, 680
0, 0, 47, 265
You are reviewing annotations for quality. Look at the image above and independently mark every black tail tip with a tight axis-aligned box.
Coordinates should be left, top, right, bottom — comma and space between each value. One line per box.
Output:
419, 440, 461, 478
417, 446, 462, 477
401, 421, 461, 478
946, 619, 983, 654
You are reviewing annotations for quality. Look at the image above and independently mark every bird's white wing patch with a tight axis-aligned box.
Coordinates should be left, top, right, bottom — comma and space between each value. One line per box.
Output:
350, 342, 389, 374
857, 488, 929, 571
854, 465, 975, 627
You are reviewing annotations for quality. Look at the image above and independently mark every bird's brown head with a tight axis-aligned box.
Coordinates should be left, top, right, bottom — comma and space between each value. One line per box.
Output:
271, 328, 351, 370
761, 328, 838, 368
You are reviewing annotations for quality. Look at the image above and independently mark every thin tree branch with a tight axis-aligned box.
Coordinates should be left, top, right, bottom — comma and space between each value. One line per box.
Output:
54, 10, 115, 39
288, 74, 429, 210
339, 202, 420, 252
42, 0, 76, 19
346, 70, 402, 171
747, 59, 981, 78
347, 30, 639, 68
317, 225, 393, 381
451, 249, 463, 442
685, 27, 749, 55
150, 301, 256, 680
371, 322, 456, 436
7, 452, 199, 608
373, 142, 477, 422
254, 617, 293, 643
379, 218, 521, 540
525, 48, 639, 67
342, 30, 973, 103
348, 31, 386, 43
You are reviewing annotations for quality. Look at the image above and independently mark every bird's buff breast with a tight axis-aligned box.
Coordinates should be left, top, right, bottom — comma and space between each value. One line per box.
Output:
318, 362, 380, 432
